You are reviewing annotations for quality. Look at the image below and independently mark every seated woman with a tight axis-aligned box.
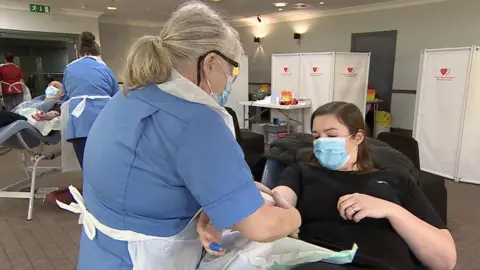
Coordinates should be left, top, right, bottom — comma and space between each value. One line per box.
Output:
272, 102, 456, 270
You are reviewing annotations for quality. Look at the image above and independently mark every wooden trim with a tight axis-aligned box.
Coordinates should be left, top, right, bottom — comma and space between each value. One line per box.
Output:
392, 89, 416, 94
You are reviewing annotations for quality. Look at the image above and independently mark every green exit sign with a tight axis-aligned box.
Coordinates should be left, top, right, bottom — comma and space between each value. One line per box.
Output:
29, 3, 50, 13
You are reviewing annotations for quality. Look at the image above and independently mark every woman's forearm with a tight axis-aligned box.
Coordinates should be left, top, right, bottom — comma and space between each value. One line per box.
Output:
235, 204, 301, 243
387, 204, 456, 270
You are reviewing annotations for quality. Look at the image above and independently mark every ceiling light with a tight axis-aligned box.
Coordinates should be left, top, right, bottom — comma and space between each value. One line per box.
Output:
278, 8, 283, 11
319, 1, 325, 4
211, 0, 223, 1
293, 3, 308, 9
273, 2, 288, 8
107, 6, 117, 10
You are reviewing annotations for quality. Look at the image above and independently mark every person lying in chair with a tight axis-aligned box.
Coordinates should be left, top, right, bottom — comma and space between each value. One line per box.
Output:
268, 102, 456, 270
0, 81, 66, 128
9, 81, 66, 121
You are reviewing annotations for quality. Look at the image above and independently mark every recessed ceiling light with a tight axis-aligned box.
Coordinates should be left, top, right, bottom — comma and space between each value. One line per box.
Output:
106, 6, 117, 10
293, 3, 308, 9
278, 8, 283, 11
273, 2, 288, 8
319, 1, 325, 4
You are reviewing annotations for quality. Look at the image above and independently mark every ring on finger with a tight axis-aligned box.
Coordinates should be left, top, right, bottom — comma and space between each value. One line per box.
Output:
351, 204, 358, 212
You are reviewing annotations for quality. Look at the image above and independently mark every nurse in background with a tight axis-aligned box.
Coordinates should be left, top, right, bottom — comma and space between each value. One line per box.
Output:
0, 54, 25, 110
54, 31, 119, 203
56, 2, 301, 270
63, 31, 120, 167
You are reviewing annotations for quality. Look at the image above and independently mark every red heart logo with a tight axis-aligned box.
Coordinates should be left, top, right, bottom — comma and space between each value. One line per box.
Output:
440, 68, 450, 76
347, 67, 354, 73
284, 67, 289, 72
313, 67, 318, 72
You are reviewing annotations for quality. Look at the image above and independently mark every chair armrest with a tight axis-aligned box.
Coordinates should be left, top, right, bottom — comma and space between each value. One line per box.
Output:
418, 171, 448, 226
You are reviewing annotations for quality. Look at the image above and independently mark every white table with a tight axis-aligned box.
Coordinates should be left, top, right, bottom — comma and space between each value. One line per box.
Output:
240, 101, 311, 133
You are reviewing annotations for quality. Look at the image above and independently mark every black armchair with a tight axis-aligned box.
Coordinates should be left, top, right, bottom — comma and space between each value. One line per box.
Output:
376, 132, 447, 225
263, 133, 447, 225
225, 107, 266, 180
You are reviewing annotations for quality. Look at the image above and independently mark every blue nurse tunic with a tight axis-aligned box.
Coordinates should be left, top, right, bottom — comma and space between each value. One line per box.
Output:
78, 84, 264, 269
62, 57, 120, 140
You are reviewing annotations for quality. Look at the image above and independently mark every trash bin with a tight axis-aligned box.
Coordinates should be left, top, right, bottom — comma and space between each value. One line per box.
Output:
375, 111, 391, 138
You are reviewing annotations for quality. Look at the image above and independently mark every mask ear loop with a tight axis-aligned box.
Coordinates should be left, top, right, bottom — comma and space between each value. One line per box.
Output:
348, 130, 362, 170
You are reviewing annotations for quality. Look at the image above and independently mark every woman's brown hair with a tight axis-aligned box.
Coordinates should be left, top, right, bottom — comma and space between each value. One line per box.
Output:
310, 101, 374, 172
79, 31, 100, 56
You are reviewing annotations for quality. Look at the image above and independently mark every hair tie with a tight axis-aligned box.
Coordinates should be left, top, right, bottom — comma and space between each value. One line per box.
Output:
154, 36, 163, 47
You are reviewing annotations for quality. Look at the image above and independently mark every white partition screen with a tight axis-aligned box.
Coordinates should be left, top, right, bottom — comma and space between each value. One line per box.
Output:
457, 48, 480, 184
300, 53, 334, 131
271, 54, 301, 99
227, 55, 249, 129
333, 53, 370, 116
414, 47, 474, 180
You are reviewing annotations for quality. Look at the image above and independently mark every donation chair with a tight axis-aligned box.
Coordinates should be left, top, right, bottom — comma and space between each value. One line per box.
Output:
226, 107, 265, 180
0, 120, 61, 220
377, 132, 447, 225
261, 134, 448, 225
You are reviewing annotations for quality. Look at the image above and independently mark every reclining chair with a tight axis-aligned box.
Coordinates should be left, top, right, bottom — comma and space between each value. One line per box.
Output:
0, 118, 61, 220
261, 133, 447, 225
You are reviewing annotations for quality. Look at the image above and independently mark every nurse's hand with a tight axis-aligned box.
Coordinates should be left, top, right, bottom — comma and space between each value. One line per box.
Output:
197, 212, 226, 256
255, 181, 273, 196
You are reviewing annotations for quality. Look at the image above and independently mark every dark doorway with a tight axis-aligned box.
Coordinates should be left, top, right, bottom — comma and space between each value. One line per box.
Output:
351, 30, 397, 112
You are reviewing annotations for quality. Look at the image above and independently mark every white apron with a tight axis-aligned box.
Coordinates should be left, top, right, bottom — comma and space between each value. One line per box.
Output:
60, 55, 111, 172
57, 186, 203, 270
157, 70, 236, 137
57, 70, 236, 269
60, 95, 111, 172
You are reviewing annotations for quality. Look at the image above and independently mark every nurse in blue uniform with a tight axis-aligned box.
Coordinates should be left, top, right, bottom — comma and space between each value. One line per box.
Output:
56, 2, 301, 270
62, 31, 120, 168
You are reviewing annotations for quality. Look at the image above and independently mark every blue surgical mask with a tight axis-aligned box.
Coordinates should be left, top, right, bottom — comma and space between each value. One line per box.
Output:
45, 86, 60, 99
210, 76, 233, 107
313, 135, 356, 171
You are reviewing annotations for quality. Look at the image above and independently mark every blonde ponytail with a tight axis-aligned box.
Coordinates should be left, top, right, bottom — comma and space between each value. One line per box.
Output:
123, 36, 174, 93
123, 0, 243, 94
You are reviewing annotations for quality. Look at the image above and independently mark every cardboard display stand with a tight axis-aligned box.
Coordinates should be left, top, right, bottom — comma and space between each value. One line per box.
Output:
413, 46, 480, 184
226, 55, 249, 129
271, 52, 370, 132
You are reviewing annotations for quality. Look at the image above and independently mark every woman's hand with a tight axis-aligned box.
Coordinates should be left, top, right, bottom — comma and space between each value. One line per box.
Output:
197, 212, 225, 256
337, 193, 398, 222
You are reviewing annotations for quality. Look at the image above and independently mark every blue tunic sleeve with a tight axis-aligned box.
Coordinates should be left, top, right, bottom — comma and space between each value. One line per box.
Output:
106, 68, 120, 96
176, 109, 264, 230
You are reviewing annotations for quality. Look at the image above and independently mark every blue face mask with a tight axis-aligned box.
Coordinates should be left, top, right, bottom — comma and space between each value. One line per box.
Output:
45, 86, 61, 99
313, 135, 356, 171
210, 76, 233, 107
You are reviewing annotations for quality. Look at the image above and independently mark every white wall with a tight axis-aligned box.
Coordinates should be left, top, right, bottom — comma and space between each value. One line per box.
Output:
99, 23, 160, 80
0, 9, 100, 42
236, 0, 480, 130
